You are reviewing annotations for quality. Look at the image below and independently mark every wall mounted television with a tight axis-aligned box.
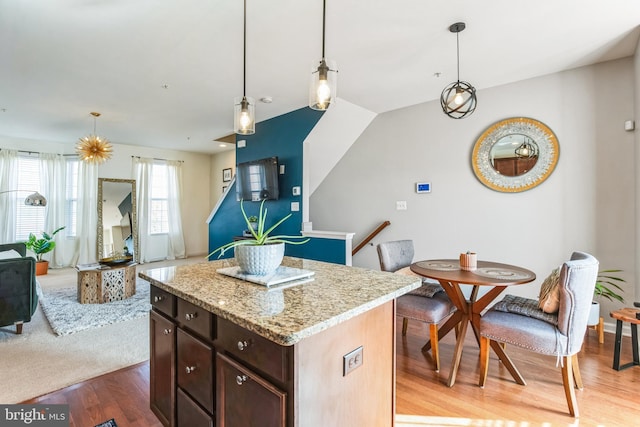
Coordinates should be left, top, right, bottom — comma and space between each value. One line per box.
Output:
236, 156, 280, 201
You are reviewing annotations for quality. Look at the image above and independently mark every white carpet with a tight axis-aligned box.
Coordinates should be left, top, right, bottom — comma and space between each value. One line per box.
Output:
38, 280, 151, 336
0, 280, 151, 403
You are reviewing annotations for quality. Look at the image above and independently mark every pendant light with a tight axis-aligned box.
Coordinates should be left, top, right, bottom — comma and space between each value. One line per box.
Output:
440, 22, 477, 119
309, 0, 338, 111
234, 0, 255, 135
515, 136, 538, 158
76, 112, 113, 164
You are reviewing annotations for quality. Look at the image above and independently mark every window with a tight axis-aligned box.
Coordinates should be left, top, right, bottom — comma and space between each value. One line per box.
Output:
15, 155, 45, 241
65, 159, 79, 237
150, 163, 169, 234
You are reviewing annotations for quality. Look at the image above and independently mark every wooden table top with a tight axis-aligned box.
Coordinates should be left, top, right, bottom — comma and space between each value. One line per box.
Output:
610, 307, 640, 324
410, 259, 536, 286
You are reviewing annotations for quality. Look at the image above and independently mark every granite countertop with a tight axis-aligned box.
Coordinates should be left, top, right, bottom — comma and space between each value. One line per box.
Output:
139, 257, 421, 346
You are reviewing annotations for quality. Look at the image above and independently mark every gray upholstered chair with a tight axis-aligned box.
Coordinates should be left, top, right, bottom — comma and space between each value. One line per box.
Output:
479, 251, 599, 417
377, 240, 456, 371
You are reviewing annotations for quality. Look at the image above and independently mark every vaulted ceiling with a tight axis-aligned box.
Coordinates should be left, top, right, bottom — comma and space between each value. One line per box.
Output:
1, 0, 639, 154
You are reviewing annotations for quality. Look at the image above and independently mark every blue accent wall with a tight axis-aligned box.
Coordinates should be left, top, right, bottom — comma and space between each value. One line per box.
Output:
287, 237, 347, 264
208, 107, 324, 260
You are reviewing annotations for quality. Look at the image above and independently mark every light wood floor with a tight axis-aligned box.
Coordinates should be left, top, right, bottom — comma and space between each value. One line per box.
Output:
24, 312, 639, 426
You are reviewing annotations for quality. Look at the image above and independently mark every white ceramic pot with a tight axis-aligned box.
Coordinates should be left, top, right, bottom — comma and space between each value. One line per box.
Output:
235, 243, 285, 276
587, 301, 600, 326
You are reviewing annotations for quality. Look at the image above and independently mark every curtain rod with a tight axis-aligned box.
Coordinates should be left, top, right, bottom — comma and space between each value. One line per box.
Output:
131, 156, 184, 163
0, 148, 77, 157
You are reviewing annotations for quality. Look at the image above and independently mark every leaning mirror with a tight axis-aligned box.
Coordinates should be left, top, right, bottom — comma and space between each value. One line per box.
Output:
97, 178, 138, 263
472, 117, 559, 192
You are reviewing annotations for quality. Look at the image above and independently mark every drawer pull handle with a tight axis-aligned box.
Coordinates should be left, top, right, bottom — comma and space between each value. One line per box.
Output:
237, 340, 250, 351
153, 295, 164, 303
236, 375, 248, 386
185, 312, 198, 321
163, 328, 172, 335
185, 366, 197, 374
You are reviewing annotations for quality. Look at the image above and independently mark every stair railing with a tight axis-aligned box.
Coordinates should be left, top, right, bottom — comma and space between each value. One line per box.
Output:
352, 220, 391, 256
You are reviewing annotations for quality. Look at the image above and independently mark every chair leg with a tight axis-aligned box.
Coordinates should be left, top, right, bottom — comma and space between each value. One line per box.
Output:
571, 354, 583, 390
479, 336, 490, 387
598, 317, 604, 344
561, 355, 579, 417
429, 324, 440, 372
15, 322, 23, 335
402, 317, 408, 336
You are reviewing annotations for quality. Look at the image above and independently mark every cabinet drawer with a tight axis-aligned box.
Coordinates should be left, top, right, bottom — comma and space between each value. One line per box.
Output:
217, 318, 288, 383
151, 285, 176, 318
177, 387, 214, 427
177, 329, 214, 414
216, 352, 286, 427
178, 298, 215, 340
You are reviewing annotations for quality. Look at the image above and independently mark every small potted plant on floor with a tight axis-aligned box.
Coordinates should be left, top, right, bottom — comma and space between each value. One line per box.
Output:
25, 226, 65, 276
588, 269, 626, 326
208, 200, 308, 275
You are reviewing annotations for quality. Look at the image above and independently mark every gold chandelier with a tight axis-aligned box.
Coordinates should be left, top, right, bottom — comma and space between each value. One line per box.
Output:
76, 112, 113, 164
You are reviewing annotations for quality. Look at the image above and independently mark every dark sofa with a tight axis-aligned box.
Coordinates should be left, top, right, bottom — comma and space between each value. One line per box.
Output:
0, 243, 38, 334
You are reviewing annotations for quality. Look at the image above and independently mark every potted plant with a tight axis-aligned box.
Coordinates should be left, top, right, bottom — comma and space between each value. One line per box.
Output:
588, 269, 626, 326
208, 200, 309, 275
24, 226, 65, 276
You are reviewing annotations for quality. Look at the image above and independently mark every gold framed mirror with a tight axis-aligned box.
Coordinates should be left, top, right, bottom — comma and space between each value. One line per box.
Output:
97, 178, 138, 263
472, 117, 559, 192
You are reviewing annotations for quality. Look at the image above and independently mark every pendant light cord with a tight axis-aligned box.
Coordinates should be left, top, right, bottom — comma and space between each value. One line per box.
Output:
456, 31, 460, 83
321, 0, 326, 59
243, 0, 247, 97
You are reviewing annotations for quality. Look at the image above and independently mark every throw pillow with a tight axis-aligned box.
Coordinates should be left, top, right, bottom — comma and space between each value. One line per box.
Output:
494, 294, 558, 326
538, 267, 560, 314
394, 266, 443, 297
0, 249, 22, 260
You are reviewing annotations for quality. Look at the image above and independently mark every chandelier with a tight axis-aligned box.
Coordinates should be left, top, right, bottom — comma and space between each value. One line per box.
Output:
440, 22, 477, 119
76, 112, 113, 164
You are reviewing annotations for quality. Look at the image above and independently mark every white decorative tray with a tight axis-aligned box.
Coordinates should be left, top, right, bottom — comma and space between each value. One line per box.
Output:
217, 265, 315, 287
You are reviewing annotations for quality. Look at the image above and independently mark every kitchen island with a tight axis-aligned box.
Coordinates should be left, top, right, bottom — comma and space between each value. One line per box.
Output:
140, 257, 421, 427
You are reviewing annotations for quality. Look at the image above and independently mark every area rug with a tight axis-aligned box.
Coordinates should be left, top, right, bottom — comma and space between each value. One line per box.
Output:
39, 279, 151, 336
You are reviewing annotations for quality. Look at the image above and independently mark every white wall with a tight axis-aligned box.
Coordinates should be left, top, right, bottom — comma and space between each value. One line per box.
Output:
210, 149, 236, 209
310, 58, 636, 326
0, 136, 213, 259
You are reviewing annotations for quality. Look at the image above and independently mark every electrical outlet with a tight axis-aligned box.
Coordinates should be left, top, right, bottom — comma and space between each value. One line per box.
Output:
396, 201, 407, 210
343, 346, 363, 376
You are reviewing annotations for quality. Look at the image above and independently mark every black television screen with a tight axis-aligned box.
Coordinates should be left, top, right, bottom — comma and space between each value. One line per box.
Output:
236, 156, 280, 201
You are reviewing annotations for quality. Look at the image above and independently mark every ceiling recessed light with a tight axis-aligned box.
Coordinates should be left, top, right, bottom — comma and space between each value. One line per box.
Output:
219, 143, 227, 148
260, 96, 273, 103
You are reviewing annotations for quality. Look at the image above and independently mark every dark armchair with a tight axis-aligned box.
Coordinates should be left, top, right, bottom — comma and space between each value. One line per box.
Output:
0, 243, 38, 334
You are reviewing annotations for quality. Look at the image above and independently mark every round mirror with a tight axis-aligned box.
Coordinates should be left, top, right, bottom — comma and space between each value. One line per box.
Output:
472, 117, 559, 192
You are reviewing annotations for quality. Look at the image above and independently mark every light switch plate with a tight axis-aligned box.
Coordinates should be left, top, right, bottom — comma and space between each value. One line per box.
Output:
292, 186, 301, 196
237, 139, 246, 148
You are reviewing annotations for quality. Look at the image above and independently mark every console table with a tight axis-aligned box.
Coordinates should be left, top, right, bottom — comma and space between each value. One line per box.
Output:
76, 262, 137, 304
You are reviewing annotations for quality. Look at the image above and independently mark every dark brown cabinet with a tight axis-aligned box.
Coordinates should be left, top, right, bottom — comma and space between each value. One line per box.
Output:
150, 310, 176, 427
216, 353, 286, 427
149, 283, 396, 427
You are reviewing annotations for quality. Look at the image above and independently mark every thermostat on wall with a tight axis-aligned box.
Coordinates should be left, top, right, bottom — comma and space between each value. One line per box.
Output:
416, 182, 431, 193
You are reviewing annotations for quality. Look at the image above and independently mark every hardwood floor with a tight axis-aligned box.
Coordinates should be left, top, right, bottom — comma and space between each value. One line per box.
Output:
24, 317, 639, 426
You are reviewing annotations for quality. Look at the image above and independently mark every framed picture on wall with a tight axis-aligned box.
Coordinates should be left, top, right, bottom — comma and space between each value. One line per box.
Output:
222, 168, 232, 182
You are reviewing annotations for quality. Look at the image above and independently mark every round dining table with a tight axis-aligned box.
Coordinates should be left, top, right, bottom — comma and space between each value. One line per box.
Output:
411, 259, 536, 387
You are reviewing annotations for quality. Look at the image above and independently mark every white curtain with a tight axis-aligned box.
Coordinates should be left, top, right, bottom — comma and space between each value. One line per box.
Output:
166, 160, 186, 259
39, 153, 67, 267
0, 149, 18, 243
133, 157, 153, 263
72, 161, 98, 265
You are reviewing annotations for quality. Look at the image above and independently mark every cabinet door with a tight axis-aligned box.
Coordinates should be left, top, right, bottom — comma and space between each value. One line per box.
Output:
216, 353, 286, 427
177, 329, 214, 414
150, 310, 176, 427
